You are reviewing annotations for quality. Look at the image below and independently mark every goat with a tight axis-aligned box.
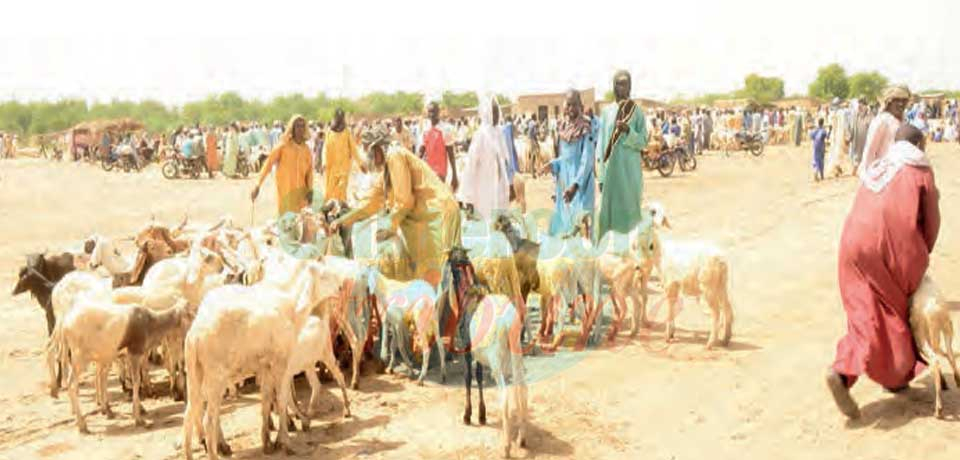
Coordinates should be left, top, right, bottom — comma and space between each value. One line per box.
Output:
909, 274, 960, 418
57, 294, 192, 432
12, 252, 78, 335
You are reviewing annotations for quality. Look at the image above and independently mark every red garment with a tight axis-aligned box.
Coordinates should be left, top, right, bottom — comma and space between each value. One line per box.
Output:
423, 127, 447, 181
833, 166, 940, 389
205, 133, 219, 171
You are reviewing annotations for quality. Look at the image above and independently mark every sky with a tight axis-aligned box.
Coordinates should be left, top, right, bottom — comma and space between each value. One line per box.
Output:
1, 0, 956, 106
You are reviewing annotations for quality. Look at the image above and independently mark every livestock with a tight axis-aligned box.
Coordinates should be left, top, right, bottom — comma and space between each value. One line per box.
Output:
909, 274, 960, 418
56, 295, 192, 432
457, 285, 529, 458
374, 274, 447, 385
11, 251, 78, 334
181, 262, 343, 459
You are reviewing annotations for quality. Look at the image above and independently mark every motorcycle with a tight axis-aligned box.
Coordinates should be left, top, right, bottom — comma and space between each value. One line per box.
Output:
234, 150, 253, 178
734, 131, 765, 156
641, 145, 676, 177
675, 145, 697, 172
100, 145, 141, 173
162, 153, 209, 179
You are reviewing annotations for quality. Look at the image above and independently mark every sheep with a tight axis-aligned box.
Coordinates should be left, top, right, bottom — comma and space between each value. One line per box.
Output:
374, 273, 447, 385
132, 247, 228, 400
909, 274, 960, 418
458, 287, 529, 459
182, 261, 344, 459
322, 256, 378, 389
57, 294, 193, 432
643, 203, 734, 349
45, 270, 114, 393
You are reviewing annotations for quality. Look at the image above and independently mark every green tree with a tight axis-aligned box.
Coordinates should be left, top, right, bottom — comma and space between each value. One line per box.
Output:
737, 74, 784, 103
847, 72, 889, 103
442, 91, 478, 109
808, 63, 849, 100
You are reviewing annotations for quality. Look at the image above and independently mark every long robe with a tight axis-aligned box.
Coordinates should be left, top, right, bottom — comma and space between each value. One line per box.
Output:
256, 140, 314, 216
222, 131, 239, 176
461, 97, 512, 222
595, 102, 647, 242
338, 147, 462, 284
205, 132, 219, 172
322, 128, 362, 202
833, 166, 940, 388
857, 112, 899, 178
549, 126, 596, 236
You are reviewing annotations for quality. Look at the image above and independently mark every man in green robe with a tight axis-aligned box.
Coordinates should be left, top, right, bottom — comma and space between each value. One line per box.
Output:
595, 70, 648, 242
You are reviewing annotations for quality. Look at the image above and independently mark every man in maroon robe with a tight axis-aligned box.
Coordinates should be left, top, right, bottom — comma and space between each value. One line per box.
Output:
827, 124, 940, 419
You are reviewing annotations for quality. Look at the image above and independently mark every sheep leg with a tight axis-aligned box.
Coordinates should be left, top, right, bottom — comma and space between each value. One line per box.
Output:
933, 359, 943, 418
436, 317, 447, 384
385, 326, 397, 374
630, 290, 644, 337
98, 363, 115, 419
417, 329, 431, 386
69, 359, 88, 434
275, 371, 296, 455
511, 353, 527, 449
43, 304, 56, 337
538, 294, 551, 340
706, 300, 720, 350
318, 347, 352, 419
720, 294, 734, 347
943, 325, 960, 388
463, 352, 473, 425
496, 368, 511, 459
182, 387, 203, 460
259, 376, 277, 454
305, 368, 322, 418
131, 356, 146, 427
205, 395, 223, 460
396, 329, 417, 378
477, 362, 487, 426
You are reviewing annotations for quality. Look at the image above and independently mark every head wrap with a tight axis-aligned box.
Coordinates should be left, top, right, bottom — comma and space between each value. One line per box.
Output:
281, 114, 308, 144
559, 90, 592, 142
881, 85, 911, 105
361, 125, 392, 150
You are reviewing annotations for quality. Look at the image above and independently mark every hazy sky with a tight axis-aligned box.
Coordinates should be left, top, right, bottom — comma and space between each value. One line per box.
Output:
1, 0, 955, 106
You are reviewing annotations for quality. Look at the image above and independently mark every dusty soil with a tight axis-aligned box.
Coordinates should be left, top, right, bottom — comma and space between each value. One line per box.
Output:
1, 143, 958, 460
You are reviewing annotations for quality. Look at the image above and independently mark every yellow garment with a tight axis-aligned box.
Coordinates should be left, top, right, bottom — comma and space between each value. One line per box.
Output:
322, 128, 362, 201
338, 146, 461, 283
257, 140, 314, 216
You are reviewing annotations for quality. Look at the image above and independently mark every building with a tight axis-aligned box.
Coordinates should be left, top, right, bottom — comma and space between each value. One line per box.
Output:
595, 97, 668, 112
516, 88, 595, 121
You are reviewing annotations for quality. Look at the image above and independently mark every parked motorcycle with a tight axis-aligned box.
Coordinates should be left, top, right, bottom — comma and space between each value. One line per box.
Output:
100, 145, 141, 173
676, 145, 697, 172
735, 131, 765, 156
641, 146, 676, 177
162, 153, 209, 179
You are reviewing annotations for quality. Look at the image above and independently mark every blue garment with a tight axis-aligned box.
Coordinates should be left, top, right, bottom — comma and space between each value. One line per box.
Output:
661, 122, 669, 136
527, 120, 538, 139
810, 128, 827, 175
669, 123, 680, 136
269, 128, 281, 148
502, 122, 519, 181
182, 138, 195, 158
548, 127, 597, 236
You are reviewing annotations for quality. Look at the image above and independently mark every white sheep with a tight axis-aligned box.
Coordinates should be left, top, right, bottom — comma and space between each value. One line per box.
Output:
375, 274, 447, 385
57, 294, 192, 432
181, 262, 343, 460
909, 273, 960, 418
642, 203, 734, 349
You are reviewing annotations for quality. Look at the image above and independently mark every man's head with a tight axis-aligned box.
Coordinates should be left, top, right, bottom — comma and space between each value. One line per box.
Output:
361, 126, 391, 169
613, 70, 631, 102
564, 89, 583, 120
332, 108, 346, 130
492, 101, 501, 126
818, 118, 824, 128
882, 85, 911, 121
427, 102, 441, 126
283, 115, 308, 144
394, 117, 403, 132
896, 123, 926, 151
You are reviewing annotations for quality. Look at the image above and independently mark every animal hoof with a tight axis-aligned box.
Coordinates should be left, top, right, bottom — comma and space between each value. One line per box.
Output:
519, 438, 527, 448
263, 441, 277, 455
351, 382, 359, 390
417, 380, 424, 387
301, 420, 311, 432
135, 418, 147, 427
105, 410, 116, 420
219, 441, 233, 456
78, 425, 90, 435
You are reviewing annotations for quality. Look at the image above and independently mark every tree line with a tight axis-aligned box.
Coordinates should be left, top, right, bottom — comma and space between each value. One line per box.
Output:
0, 91, 507, 138
667, 63, 959, 107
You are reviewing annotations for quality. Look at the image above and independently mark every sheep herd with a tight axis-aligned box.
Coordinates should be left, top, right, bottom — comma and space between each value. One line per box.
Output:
12, 200, 740, 459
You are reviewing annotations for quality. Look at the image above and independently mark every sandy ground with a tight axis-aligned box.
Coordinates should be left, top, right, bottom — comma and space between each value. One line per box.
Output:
1, 143, 959, 460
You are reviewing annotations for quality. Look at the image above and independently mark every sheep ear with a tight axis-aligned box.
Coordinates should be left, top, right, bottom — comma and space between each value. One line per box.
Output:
662, 216, 672, 229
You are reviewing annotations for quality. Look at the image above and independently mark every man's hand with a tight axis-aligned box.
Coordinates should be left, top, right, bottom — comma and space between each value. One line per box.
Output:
450, 176, 459, 192
305, 190, 314, 205
617, 120, 630, 134
375, 228, 395, 242
563, 183, 579, 203
329, 220, 342, 234
250, 185, 260, 201
538, 162, 553, 177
